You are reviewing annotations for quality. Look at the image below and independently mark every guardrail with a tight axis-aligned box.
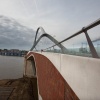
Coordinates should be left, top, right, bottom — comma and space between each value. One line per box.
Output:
31, 18, 100, 58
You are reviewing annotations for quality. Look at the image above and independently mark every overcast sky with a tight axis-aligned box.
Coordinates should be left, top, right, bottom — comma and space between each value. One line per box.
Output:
0, 0, 100, 49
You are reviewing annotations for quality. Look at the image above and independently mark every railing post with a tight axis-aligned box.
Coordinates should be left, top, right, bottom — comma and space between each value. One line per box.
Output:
82, 27, 99, 58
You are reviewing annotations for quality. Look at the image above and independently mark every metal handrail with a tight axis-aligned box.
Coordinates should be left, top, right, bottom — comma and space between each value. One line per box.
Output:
42, 18, 100, 58
43, 18, 100, 50
31, 18, 100, 58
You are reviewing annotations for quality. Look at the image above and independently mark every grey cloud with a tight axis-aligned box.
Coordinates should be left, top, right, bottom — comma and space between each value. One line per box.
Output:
0, 15, 54, 50
0, 16, 35, 50
0, 0, 100, 50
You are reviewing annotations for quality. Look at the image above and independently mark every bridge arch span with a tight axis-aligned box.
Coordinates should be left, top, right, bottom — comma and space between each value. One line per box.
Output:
30, 27, 67, 53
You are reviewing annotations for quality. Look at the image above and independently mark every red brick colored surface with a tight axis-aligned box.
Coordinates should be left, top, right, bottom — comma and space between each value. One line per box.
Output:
26, 52, 79, 100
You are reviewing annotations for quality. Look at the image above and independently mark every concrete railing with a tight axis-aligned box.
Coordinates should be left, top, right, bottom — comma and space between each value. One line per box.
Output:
40, 52, 100, 100
25, 51, 79, 100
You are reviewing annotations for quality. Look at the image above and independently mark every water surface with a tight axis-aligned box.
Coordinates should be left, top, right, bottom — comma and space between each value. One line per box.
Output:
0, 55, 24, 79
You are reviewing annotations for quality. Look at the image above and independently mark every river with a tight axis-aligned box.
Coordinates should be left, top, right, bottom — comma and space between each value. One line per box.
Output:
0, 55, 24, 79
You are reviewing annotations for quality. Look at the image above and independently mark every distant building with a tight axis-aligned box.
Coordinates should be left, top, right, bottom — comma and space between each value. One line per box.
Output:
0, 49, 28, 56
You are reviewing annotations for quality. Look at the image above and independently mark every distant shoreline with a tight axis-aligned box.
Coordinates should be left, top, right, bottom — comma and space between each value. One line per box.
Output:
0, 55, 24, 57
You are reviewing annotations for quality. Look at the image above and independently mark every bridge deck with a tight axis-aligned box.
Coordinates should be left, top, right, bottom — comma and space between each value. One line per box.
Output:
0, 76, 38, 100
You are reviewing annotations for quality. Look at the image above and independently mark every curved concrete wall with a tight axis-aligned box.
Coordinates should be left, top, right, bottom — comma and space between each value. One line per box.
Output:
40, 52, 100, 100
26, 52, 79, 100
24, 60, 35, 77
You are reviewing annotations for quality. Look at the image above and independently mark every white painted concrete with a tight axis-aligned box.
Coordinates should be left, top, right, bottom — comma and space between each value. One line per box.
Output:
39, 94, 43, 100
41, 52, 61, 72
25, 60, 34, 77
39, 52, 100, 100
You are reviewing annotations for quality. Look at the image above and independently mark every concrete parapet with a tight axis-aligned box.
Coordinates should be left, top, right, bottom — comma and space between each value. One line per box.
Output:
41, 52, 100, 100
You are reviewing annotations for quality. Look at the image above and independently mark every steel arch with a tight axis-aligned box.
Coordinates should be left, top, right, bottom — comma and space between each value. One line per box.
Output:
30, 27, 67, 53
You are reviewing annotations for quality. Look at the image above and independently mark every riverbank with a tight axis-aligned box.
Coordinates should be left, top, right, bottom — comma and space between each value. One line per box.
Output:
0, 76, 38, 100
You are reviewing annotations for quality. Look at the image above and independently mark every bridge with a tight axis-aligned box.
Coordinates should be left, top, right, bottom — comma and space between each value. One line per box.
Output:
0, 19, 99, 100
24, 18, 100, 100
